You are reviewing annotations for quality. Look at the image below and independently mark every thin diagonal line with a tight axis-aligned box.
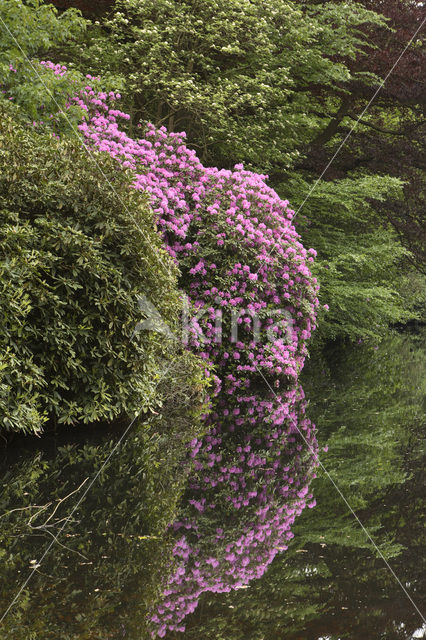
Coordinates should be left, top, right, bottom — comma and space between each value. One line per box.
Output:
0, 16, 173, 282
293, 15, 425, 220
254, 363, 426, 624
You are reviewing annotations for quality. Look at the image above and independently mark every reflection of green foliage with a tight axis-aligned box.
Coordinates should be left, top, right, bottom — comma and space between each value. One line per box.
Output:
0, 406, 197, 639
0, 334, 423, 639
176, 330, 425, 639
297, 331, 425, 551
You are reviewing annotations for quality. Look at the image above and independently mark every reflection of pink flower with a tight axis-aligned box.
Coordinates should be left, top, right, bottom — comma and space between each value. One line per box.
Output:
146, 385, 318, 633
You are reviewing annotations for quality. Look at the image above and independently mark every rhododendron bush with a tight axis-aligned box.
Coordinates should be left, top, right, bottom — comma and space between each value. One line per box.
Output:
63, 64, 320, 384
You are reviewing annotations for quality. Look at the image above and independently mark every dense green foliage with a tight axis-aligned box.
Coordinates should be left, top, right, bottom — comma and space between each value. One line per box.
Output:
287, 174, 415, 340
300, 0, 426, 269
68, 0, 386, 170
0, 0, 87, 124
60, 0, 424, 343
0, 102, 206, 435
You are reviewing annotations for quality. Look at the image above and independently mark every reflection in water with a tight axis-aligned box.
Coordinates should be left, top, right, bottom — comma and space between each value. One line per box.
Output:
0, 419, 187, 639
0, 330, 424, 639
177, 330, 425, 640
150, 384, 318, 636
0, 384, 318, 639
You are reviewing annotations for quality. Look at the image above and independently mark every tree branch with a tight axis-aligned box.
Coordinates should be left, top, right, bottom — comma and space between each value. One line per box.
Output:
309, 95, 353, 147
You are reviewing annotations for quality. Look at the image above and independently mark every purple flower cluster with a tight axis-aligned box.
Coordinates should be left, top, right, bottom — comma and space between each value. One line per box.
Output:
68, 73, 319, 379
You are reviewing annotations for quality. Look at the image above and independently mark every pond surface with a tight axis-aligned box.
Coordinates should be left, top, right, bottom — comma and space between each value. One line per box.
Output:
0, 330, 424, 639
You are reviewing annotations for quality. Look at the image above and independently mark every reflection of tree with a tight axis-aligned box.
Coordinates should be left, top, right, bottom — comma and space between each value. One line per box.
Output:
2, 332, 422, 639
150, 384, 318, 637
174, 331, 425, 640
0, 384, 318, 640
0, 408, 196, 640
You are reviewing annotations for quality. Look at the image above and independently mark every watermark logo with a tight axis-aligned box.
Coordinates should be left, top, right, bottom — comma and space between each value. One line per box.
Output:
131, 295, 175, 340
132, 293, 295, 346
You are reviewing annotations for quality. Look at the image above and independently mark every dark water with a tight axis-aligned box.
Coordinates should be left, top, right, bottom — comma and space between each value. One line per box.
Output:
0, 331, 424, 639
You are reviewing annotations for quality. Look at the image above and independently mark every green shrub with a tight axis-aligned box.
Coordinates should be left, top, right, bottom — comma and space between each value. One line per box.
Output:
0, 103, 205, 435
